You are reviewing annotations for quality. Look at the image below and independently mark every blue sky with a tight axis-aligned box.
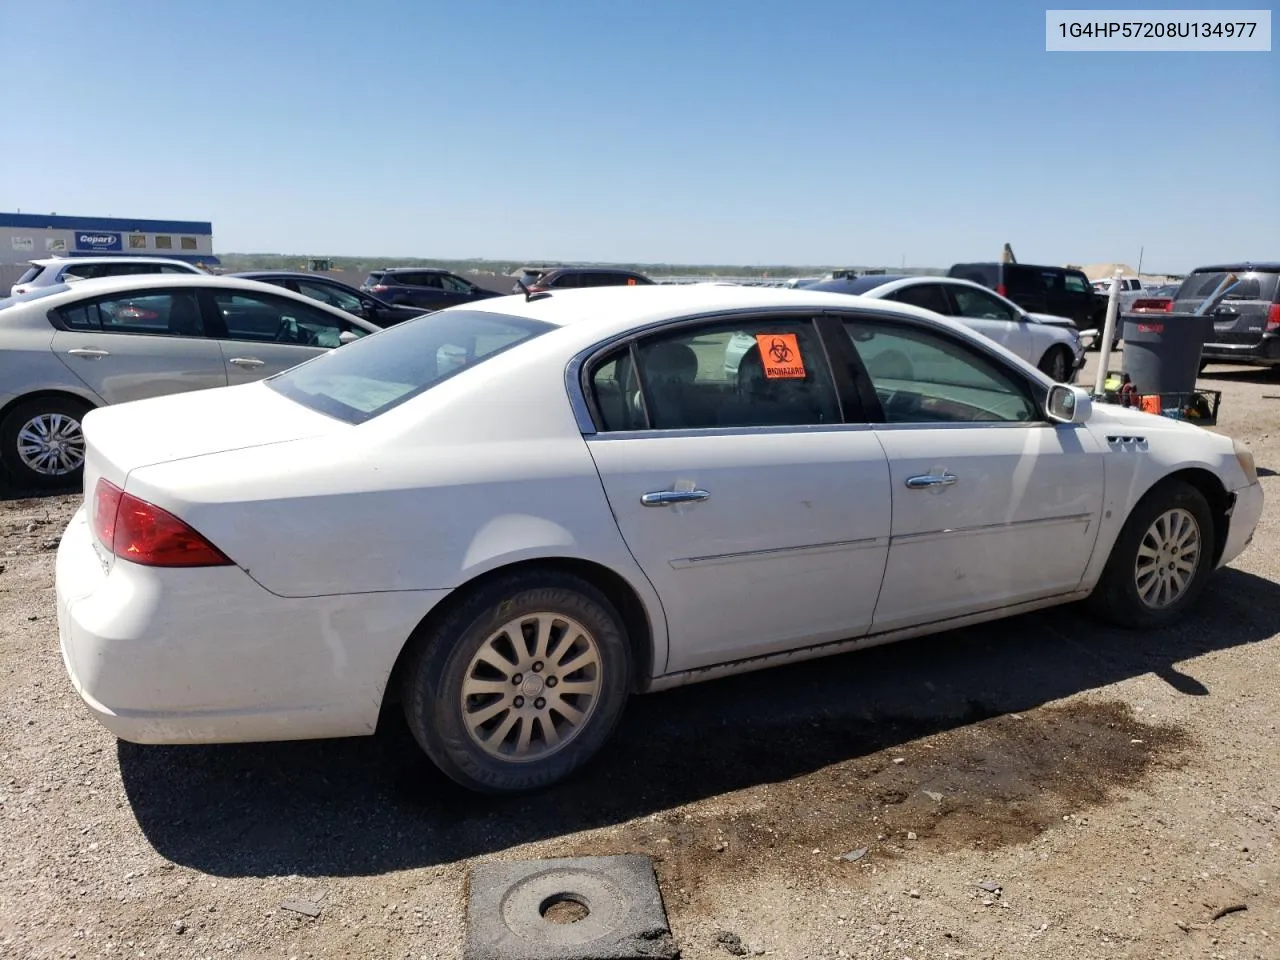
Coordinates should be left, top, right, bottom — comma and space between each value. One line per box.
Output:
2, 1, 1275, 272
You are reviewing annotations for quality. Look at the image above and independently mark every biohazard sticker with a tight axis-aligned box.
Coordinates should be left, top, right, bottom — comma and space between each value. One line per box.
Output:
755, 333, 806, 379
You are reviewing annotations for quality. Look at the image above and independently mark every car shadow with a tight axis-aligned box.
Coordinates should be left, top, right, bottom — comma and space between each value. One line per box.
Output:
118, 567, 1280, 879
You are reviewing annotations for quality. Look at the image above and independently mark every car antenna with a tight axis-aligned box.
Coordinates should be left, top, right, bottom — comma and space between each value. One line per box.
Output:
516, 278, 532, 300
515, 278, 551, 302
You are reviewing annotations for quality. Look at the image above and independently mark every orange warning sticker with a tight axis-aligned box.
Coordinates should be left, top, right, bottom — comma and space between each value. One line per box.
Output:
755, 333, 806, 379
1140, 395, 1162, 415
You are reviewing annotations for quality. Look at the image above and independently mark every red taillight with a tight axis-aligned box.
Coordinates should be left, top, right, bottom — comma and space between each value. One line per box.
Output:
1267, 303, 1280, 331
1131, 298, 1174, 313
91, 479, 231, 567
996, 283, 1008, 297
92, 479, 123, 551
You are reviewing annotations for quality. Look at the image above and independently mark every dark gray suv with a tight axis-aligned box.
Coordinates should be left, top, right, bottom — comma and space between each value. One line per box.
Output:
1178, 263, 1280, 371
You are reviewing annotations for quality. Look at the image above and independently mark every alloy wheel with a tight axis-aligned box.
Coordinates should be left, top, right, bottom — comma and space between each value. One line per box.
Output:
1134, 507, 1201, 609
16, 413, 86, 477
460, 613, 603, 762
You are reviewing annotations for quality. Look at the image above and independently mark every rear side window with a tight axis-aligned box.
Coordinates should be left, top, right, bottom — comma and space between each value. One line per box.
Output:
267, 309, 552, 423
546, 272, 579, 289
16, 265, 43, 285
1176, 270, 1280, 303
947, 264, 999, 287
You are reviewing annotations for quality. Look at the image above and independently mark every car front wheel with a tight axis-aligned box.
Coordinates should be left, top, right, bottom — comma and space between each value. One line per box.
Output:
0, 396, 91, 490
1038, 345, 1073, 383
401, 570, 633, 794
1087, 479, 1215, 629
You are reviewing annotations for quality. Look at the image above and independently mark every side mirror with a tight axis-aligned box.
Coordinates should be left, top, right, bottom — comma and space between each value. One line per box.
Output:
1046, 384, 1092, 424
338, 330, 359, 346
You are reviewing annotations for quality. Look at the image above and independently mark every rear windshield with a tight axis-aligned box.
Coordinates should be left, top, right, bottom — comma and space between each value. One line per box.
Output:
267, 309, 553, 424
15, 265, 43, 285
0, 284, 72, 312
808, 276, 894, 295
363, 273, 385, 285
1176, 270, 1280, 303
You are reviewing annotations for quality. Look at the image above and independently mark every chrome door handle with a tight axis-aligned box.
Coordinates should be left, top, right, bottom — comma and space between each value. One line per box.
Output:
67, 348, 109, 358
641, 489, 711, 507
905, 473, 958, 489
228, 357, 265, 368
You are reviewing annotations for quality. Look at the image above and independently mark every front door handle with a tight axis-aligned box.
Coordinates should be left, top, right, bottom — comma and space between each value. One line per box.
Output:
641, 489, 711, 507
905, 473, 958, 489
228, 357, 266, 368
66, 348, 110, 358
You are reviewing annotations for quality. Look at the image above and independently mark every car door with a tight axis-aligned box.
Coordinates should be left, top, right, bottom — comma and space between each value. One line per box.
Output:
841, 314, 1105, 632
942, 285, 1033, 361
204, 288, 366, 383
49, 288, 227, 404
582, 315, 892, 674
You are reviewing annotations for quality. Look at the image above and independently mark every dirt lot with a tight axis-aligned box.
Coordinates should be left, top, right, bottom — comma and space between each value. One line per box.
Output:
2, 358, 1278, 960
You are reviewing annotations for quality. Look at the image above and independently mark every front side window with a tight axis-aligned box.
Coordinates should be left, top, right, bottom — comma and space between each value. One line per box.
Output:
1064, 273, 1089, 293
59, 291, 206, 336
589, 319, 840, 431
845, 319, 1036, 424
297, 280, 362, 314
267, 309, 551, 424
948, 286, 1017, 322
213, 290, 356, 347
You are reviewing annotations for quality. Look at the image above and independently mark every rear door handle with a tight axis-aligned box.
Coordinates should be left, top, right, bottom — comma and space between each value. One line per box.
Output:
641, 489, 711, 507
228, 357, 266, 368
66, 348, 110, 358
905, 473, 958, 489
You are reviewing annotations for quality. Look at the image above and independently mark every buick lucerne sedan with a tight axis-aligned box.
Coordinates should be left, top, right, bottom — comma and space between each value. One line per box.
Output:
55, 285, 1263, 794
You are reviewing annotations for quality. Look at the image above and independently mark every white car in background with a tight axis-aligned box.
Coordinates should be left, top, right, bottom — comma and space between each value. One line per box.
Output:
9, 256, 204, 296
800, 274, 1088, 382
55, 285, 1262, 795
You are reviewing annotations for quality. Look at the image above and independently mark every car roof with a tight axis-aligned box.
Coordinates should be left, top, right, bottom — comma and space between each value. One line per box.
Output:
543, 266, 646, 275
31, 256, 197, 267
1189, 262, 1280, 272
232, 271, 343, 281
459, 283, 984, 341
376, 267, 453, 275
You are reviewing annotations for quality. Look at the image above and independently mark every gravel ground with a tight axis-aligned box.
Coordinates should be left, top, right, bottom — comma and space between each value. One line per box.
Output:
2, 356, 1278, 960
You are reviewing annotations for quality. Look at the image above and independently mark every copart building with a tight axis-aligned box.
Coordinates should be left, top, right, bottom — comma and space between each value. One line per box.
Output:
0, 212, 219, 288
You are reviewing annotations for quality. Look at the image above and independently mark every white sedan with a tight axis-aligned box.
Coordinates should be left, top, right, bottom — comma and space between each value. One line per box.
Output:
803, 274, 1089, 381
55, 285, 1263, 794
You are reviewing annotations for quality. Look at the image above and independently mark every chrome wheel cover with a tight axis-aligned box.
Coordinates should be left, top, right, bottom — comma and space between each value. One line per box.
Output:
1134, 507, 1201, 609
460, 613, 603, 762
16, 413, 85, 476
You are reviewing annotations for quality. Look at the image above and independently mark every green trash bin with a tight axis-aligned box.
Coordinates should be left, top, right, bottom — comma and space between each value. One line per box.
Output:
1120, 312, 1213, 396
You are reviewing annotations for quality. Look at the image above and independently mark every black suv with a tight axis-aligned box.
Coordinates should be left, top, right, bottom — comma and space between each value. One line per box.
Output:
233, 271, 428, 327
948, 262, 1102, 332
1177, 263, 1280, 370
514, 266, 654, 294
361, 269, 500, 310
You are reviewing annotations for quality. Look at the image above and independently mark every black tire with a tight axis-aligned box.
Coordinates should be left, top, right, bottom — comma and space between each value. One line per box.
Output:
1038, 345, 1072, 383
0, 396, 92, 490
401, 569, 633, 794
1087, 479, 1215, 629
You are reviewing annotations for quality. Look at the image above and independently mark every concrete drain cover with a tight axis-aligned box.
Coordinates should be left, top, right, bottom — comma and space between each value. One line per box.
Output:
464, 855, 678, 960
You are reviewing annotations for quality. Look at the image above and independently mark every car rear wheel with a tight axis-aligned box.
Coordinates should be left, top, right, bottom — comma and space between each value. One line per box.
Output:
1087, 479, 1214, 629
1038, 345, 1073, 383
0, 396, 92, 490
401, 570, 632, 794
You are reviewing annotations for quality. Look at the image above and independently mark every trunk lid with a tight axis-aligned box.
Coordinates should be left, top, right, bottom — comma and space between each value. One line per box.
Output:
81, 381, 345, 510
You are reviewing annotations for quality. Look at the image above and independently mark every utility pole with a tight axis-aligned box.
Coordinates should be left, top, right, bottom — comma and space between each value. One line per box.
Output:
1137, 246, 1144, 277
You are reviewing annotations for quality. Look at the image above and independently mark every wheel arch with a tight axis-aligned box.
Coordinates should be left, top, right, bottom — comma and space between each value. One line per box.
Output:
379, 556, 661, 720
0, 388, 99, 426
1164, 466, 1233, 566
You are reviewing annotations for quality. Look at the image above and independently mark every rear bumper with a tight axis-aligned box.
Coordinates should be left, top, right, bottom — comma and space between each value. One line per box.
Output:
55, 506, 447, 744
1201, 337, 1280, 366
1219, 482, 1264, 569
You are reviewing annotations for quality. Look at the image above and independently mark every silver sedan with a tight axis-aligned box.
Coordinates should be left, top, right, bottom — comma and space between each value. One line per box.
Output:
0, 274, 380, 488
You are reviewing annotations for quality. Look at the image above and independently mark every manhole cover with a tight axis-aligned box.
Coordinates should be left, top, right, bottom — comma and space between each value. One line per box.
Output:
464, 855, 678, 960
